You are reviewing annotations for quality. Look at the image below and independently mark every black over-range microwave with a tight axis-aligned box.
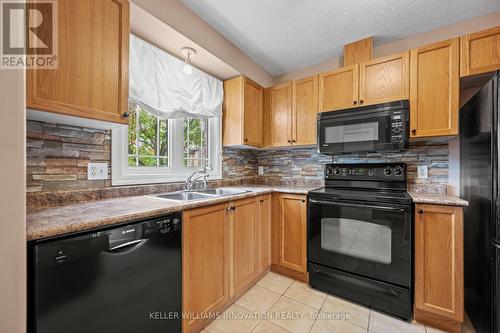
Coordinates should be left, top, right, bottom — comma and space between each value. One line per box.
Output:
317, 100, 410, 154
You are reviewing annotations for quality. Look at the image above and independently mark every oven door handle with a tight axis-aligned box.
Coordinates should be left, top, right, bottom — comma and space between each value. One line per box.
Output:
308, 199, 407, 212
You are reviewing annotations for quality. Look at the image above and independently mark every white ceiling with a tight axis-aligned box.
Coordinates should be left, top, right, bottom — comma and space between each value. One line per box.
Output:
180, 0, 500, 76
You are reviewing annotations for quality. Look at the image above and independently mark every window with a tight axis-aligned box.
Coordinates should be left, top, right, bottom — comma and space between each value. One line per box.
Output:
112, 100, 222, 185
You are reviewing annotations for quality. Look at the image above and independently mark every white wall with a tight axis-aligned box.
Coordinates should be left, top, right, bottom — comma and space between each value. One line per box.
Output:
0, 69, 26, 331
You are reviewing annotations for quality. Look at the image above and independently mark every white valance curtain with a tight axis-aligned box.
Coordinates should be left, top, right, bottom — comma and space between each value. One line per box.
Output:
129, 34, 223, 119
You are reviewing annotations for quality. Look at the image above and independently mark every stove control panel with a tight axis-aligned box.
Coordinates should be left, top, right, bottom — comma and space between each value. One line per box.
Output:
325, 163, 406, 180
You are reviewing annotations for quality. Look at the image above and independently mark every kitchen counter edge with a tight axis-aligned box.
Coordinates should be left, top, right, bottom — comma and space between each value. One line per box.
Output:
27, 186, 316, 241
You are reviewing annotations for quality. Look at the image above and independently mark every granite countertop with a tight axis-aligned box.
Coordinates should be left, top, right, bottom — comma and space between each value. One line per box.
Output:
408, 192, 469, 207
27, 186, 319, 241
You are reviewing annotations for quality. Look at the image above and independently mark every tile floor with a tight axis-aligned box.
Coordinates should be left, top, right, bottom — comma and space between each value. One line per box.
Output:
202, 271, 474, 333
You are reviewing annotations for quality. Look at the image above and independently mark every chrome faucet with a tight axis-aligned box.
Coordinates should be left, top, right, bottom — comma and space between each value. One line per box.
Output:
185, 163, 212, 191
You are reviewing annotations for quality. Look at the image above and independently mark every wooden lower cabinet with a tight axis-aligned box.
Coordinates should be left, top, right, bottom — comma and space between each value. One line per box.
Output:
183, 204, 230, 333
230, 197, 258, 298
414, 204, 464, 333
271, 193, 308, 281
257, 194, 272, 272
183, 196, 272, 333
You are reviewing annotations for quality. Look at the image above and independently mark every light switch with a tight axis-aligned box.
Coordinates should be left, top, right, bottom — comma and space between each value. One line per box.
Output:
88, 162, 108, 180
258, 166, 264, 175
417, 166, 428, 179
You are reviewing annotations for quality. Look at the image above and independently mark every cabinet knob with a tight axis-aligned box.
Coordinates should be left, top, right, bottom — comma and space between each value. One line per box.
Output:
417, 209, 424, 215
301, 199, 306, 203
292, 140, 296, 143
287, 140, 291, 143
353, 100, 357, 105
260, 199, 264, 203
359, 99, 364, 104
122, 112, 130, 118
244, 138, 248, 142
411, 128, 417, 135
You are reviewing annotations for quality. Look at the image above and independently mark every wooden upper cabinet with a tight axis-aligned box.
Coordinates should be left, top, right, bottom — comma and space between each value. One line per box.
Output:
414, 204, 463, 332
461, 26, 500, 77
244, 79, 264, 146
410, 38, 459, 138
319, 65, 359, 112
270, 83, 292, 147
183, 204, 230, 333
359, 52, 409, 106
27, 0, 130, 124
223, 76, 263, 147
292, 75, 318, 145
344, 37, 373, 67
278, 194, 307, 274
230, 198, 258, 298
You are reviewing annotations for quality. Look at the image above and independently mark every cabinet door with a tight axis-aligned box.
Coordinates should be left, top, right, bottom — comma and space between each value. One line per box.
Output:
461, 26, 500, 77
257, 194, 272, 273
292, 76, 318, 146
318, 65, 358, 112
243, 78, 263, 147
27, 0, 129, 124
359, 52, 409, 106
279, 194, 307, 273
230, 198, 258, 297
415, 204, 463, 322
183, 204, 230, 333
270, 83, 292, 147
410, 38, 459, 138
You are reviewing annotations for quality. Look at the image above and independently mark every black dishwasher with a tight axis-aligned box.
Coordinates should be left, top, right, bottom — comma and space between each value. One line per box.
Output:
28, 212, 182, 333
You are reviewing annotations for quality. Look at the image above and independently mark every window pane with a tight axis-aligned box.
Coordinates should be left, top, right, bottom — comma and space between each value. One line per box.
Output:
159, 157, 168, 166
184, 118, 208, 168
128, 156, 137, 167
159, 119, 168, 158
138, 109, 157, 157
128, 101, 137, 155
138, 156, 157, 166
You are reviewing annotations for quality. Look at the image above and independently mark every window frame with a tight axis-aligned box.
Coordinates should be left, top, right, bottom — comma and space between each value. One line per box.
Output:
112, 115, 222, 186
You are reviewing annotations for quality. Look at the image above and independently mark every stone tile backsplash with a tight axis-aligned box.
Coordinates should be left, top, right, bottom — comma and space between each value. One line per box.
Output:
26, 120, 449, 195
27, 121, 112, 193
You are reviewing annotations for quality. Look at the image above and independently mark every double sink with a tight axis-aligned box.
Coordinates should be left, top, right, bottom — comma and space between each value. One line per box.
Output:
154, 188, 251, 202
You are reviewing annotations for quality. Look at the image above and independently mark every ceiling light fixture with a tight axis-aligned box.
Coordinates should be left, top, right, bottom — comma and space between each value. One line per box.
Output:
181, 47, 197, 75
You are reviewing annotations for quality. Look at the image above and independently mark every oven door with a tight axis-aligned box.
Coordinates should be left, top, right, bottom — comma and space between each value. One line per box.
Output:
308, 198, 412, 287
318, 107, 408, 154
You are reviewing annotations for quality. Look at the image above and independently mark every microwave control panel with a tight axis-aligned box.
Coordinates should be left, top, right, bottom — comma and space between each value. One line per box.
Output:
390, 112, 404, 143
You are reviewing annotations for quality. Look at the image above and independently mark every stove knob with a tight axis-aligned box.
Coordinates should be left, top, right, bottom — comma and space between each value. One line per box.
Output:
333, 168, 341, 176
384, 168, 392, 176
392, 126, 402, 134
326, 167, 333, 176
394, 166, 403, 176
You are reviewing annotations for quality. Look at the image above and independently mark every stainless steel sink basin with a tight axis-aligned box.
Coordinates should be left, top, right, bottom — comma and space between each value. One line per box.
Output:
196, 188, 251, 196
153, 188, 252, 202
156, 192, 215, 201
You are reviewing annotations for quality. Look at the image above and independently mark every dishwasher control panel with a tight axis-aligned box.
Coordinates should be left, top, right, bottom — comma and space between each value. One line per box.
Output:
156, 215, 181, 233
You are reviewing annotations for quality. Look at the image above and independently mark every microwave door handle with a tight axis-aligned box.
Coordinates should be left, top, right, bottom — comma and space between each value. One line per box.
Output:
308, 199, 407, 212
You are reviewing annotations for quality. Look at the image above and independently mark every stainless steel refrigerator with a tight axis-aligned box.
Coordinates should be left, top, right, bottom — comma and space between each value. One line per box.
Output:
461, 71, 499, 333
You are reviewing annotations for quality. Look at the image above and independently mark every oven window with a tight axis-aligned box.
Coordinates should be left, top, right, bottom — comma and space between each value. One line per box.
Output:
321, 217, 391, 264
324, 121, 379, 143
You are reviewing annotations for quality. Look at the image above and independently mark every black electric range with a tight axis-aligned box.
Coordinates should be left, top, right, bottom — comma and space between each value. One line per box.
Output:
308, 163, 413, 320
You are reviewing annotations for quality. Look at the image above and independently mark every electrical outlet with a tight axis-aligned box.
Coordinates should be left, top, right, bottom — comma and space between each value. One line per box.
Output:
87, 162, 108, 180
258, 166, 264, 175
417, 166, 428, 179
